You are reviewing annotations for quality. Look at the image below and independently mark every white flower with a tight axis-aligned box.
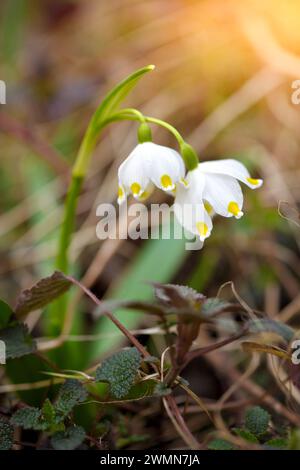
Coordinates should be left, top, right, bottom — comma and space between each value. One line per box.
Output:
174, 159, 263, 242
117, 142, 186, 203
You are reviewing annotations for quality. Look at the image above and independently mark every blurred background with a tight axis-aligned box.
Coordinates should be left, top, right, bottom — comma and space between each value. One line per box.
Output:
0, 0, 299, 397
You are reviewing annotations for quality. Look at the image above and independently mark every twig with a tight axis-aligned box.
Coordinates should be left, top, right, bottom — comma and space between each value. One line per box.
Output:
0, 112, 69, 177
65, 274, 152, 361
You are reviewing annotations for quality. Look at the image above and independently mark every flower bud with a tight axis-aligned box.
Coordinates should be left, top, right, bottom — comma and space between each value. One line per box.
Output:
137, 123, 152, 143
180, 142, 199, 170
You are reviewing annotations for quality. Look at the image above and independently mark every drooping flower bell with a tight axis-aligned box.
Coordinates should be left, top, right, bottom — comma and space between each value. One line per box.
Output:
174, 159, 263, 242
117, 124, 186, 203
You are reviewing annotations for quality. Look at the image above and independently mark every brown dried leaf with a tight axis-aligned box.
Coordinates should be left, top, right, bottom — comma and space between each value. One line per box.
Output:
15, 271, 72, 318
242, 341, 290, 360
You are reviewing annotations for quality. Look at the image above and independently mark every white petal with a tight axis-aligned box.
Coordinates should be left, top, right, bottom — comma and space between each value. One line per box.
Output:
173, 169, 212, 241
199, 159, 263, 189
118, 144, 150, 198
142, 142, 185, 191
203, 173, 244, 218
174, 199, 213, 241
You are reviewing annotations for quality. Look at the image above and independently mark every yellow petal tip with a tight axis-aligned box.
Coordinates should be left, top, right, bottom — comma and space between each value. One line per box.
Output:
247, 177, 263, 187
196, 222, 210, 241
228, 201, 243, 218
160, 174, 174, 190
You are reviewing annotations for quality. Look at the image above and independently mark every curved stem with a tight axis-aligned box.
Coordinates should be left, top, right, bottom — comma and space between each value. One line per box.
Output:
145, 116, 184, 146
107, 110, 185, 146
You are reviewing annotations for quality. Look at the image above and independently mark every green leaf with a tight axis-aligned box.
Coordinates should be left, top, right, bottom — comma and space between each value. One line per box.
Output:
0, 299, 13, 329
208, 438, 236, 450
51, 425, 85, 450
15, 271, 72, 318
233, 427, 259, 443
54, 379, 88, 421
245, 406, 270, 437
0, 417, 14, 450
0, 322, 36, 359
91, 65, 155, 129
93, 379, 158, 403
95, 347, 141, 399
265, 438, 287, 449
11, 407, 46, 430
42, 399, 55, 425
72, 65, 155, 178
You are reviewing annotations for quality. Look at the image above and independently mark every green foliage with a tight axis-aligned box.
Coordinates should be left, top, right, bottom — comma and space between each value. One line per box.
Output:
233, 427, 259, 443
245, 406, 270, 437
15, 271, 72, 318
11, 407, 46, 430
0, 322, 36, 359
91, 65, 154, 130
265, 438, 287, 449
50, 425, 86, 450
95, 347, 141, 399
41, 399, 56, 425
54, 379, 88, 421
0, 299, 13, 328
208, 438, 236, 450
0, 417, 14, 450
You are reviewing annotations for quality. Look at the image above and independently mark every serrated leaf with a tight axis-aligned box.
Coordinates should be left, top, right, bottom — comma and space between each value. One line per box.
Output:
153, 283, 205, 309
95, 347, 141, 399
0, 322, 36, 359
51, 425, 85, 450
233, 427, 259, 443
92, 379, 157, 404
15, 271, 72, 318
54, 379, 88, 421
0, 417, 14, 450
0, 299, 13, 329
11, 407, 46, 430
245, 406, 270, 437
208, 438, 236, 450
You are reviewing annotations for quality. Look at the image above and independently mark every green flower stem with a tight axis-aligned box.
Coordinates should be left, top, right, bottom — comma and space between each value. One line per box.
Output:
55, 175, 83, 273
49, 65, 154, 338
107, 110, 199, 170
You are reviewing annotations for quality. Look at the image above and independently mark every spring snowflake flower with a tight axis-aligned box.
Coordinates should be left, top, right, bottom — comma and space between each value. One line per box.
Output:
174, 159, 263, 242
117, 142, 186, 203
